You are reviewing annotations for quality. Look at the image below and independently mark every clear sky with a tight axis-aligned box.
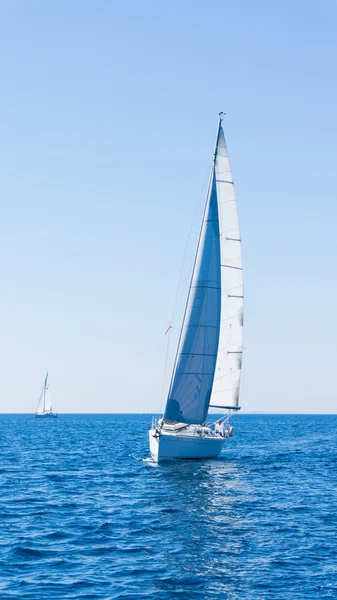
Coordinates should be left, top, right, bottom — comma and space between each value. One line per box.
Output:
0, 0, 336, 413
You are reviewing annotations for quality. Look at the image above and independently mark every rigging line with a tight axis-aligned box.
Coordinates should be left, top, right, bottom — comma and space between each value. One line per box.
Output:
159, 327, 172, 413
169, 231, 196, 328
190, 158, 214, 232
222, 284, 243, 293
169, 161, 213, 329
206, 414, 230, 428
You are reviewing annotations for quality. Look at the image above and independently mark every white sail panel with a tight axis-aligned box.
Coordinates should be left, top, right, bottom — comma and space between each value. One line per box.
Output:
210, 125, 243, 408
164, 171, 221, 424
35, 372, 49, 415
35, 387, 45, 414
45, 386, 52, 412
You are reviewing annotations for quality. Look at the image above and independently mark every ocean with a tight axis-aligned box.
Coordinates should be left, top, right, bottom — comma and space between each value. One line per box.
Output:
0, 413, 336, 599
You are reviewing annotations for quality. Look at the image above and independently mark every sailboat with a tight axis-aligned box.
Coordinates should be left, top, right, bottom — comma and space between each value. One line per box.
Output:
35, 372, 57, 418
149, 115, 243, 461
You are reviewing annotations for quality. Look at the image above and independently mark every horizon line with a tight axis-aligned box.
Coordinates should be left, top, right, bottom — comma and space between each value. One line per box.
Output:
0, 411, 337, 416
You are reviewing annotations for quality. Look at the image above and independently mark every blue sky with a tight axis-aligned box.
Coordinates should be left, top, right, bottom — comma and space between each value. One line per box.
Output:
0, 0, 336, 413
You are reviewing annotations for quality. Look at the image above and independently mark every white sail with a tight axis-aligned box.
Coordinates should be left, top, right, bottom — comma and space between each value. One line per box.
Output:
164, 142, 221, 425
45, 386, 52, 412
210, 125, 243, 409
35, 371, 52, 415
35, 387, 45, 414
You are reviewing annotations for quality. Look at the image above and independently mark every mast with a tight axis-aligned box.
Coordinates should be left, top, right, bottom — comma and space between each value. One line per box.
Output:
163, 117, 223, 425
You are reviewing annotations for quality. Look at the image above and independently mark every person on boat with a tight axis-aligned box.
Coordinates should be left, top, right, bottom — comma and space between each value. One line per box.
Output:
215, 419, 225, 437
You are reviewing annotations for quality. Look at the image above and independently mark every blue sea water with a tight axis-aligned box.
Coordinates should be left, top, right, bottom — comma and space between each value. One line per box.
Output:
0, 414, 336, 599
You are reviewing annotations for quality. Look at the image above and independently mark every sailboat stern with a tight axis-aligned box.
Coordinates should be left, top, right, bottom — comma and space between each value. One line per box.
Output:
149, 425, 226, 462
35, 412, 58, 418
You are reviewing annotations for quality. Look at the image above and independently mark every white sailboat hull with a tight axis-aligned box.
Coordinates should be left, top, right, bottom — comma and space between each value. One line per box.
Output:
35, 412, 57, 418
149, 429, 226, 462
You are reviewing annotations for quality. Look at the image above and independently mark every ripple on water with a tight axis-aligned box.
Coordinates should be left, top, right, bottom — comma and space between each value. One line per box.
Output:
0, 414, 336, 599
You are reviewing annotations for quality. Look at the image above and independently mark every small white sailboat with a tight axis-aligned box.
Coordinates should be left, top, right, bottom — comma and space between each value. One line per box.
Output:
35, 372, 58, 418
149, 115, 243, 461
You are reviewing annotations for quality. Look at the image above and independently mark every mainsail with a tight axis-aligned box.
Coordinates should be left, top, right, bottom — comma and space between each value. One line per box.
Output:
210, 125, 243, 409
164, 118, 243, 424
36, 388, 45, 414
44, 385, 52, 413
164, 123, 222, 424
35, 372, 49, 414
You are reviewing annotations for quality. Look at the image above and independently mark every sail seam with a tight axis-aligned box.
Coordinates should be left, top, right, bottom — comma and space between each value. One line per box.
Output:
182, 324, 218, 329
191, 285, 221, 290
221, 264, 242, 270
175, 372, 214, 375
179, 352, 217, 357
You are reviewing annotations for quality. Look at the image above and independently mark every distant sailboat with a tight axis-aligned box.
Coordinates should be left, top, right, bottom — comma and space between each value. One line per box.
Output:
149, 115, 243, 461
35, 372, 57, 418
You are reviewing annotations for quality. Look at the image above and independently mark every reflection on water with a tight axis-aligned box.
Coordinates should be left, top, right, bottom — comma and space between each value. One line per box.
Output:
143, 414, 337, 598
147, 458, 253, 595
